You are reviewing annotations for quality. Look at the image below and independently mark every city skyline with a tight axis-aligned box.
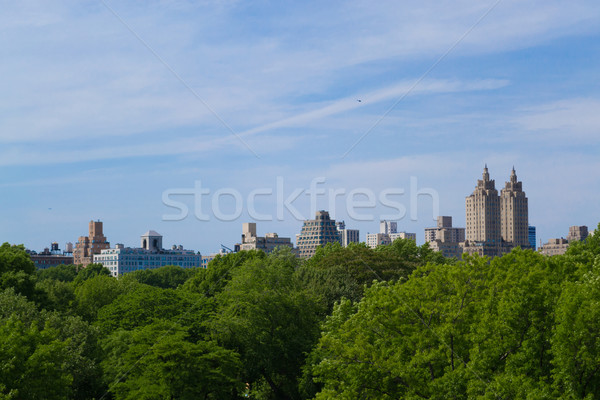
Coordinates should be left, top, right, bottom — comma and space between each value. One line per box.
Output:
1, 1, 599, 253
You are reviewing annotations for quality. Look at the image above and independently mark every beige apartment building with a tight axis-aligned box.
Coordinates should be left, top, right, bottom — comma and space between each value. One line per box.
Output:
73, 220, 110, 266
463, 166, 530, 257
238, 222, 294, 253
500, 167, 529, 247
539, 225, 589, 256
425, 216, 465, 259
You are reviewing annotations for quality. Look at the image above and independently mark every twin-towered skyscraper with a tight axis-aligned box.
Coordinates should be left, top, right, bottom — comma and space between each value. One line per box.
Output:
463, 166, 530, 257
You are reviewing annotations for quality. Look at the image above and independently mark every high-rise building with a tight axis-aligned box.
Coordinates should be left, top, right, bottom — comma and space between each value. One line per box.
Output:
380, 220, 397, 235
296, 210, 341, 259
465, 165, 501, 244
464, 166, 529, 257
336, 221, 360, 247
73, 220, 110, 266
237, 222, 294, 253
528, 226, 536, 250
500, 167, 529, 247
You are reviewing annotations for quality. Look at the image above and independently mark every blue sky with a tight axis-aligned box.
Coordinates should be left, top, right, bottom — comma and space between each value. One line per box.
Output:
1, 0, 599, 254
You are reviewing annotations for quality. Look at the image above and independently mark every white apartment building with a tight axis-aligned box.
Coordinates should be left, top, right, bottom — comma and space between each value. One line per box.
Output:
93, 231, 202, 277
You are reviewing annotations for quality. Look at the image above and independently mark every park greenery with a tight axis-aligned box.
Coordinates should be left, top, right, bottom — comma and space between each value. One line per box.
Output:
1, 225, 600, 399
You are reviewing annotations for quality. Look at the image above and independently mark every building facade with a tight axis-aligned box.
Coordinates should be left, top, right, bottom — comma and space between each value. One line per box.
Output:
425, 216, 465, 244
463, 166, 529, 257
28, 242, 74, 269
539, 225, 589, 256
336, 221, 360, 247
73, 220, 110, 266
528, 226, 536, 250
500, 167, 529, 247
465, 166, 501, 245
567, 226, 589, 242
93, 231, 202, 277
296, 211, 341, 259
425, 216, 465, 259
380, 220, 398, 235
538, 238, 570, 256
238, 222, 294, 253
366, 222, 416, 249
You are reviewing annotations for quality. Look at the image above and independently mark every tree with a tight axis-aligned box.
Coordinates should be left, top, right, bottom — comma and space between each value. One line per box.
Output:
74, 275, 137, 322
35, 279, 76, 313
552, 259, 600, 398
308, 250, 568, 399
36, 264, 78, 283
182, 249, 266, 296
0, 243, 36, 298
0, 288, 104, 399
73, 263, 111, 286
96, 284, 212, 340
101, 320, 242, 400
298, 240, 433, 313
211, 248, 321, 399
0, 316, 72, 399
123, 265, 198, 289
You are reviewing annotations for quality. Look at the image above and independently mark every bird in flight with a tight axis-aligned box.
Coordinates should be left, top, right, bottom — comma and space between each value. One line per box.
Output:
357, 99, 362, 102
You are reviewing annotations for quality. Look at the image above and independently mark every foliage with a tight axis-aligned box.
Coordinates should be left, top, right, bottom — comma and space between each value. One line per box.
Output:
0, 232, 598, 400
74, 275, 137, 322
298, 239, 442, 312
122, 265, 198, 289
72, 263, 111, 286
37, 264, 79, 283
101, 320, 242, 400
182, 249, 266, 296
211, 248, 322, 399
0, 243, 36, 298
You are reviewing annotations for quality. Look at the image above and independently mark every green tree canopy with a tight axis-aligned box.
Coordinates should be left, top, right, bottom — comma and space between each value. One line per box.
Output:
211, 248, 321, 399
0, 243, 36, 298
101, 320, 242, 400
36, 264, 78, 283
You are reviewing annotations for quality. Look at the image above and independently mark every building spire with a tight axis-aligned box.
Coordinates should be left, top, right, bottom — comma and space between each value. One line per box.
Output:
483, 164, 490, 181
510, 166, 517, 183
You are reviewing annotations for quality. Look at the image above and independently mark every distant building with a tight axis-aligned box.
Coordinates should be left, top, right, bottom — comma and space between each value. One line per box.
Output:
425, 216, 465, 244
528, 226, 536, 250
336, 221, 360, 247
567, 226, 589, 243
296, 211, 341, 259
539, 225, 589, 256
237, 222, 294, 253
366, 222, 415, 249
463, 166, 529, 257
28, 242, 74, 270
366, 233, 391, 248
93, 231, 202, 277
425, 216, 465, 259
380, 220, 397, 235
74, 220, 110, 267
539, 238, 570, 256
500, 167, 529, 248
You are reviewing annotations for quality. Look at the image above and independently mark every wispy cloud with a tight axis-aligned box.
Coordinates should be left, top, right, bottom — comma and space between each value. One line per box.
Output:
515, 98, 600, 142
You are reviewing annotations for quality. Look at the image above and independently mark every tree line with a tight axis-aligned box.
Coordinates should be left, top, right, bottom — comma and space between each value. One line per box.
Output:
0, 225, 599, 399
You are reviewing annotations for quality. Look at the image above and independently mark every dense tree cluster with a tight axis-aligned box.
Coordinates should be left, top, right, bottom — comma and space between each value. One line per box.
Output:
0, 227, 599, 399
